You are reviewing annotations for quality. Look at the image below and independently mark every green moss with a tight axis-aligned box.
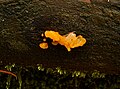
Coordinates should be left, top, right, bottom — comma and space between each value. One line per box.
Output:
0, 64, 119, 89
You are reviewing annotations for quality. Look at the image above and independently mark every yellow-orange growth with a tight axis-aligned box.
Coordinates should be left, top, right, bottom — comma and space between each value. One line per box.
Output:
39, 42, 48, 49
39, 31, 86, 51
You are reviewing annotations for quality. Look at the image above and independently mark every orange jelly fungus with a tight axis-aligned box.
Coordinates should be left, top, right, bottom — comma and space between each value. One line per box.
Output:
41, 33, 44, 37
39, 30, 86, 51
39, 42, 48, 49
45, 31, 61, 41
43, 38, 46, 41
52, 41, 58, 45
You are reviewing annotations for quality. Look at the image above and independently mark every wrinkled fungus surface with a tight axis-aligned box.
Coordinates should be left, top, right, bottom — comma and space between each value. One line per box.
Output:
39, 31, 86, 51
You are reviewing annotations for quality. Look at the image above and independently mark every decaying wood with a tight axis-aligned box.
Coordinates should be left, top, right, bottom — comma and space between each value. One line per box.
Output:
0, 0, 120, 74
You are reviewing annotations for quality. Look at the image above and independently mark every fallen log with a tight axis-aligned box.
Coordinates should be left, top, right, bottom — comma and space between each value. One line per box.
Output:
0, 0, 120, 74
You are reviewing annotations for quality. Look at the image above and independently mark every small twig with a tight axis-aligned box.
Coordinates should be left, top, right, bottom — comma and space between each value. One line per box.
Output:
0, 70, 17, 78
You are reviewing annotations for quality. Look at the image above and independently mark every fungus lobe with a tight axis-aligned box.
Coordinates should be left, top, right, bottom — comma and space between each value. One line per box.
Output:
39, 42, 48, 49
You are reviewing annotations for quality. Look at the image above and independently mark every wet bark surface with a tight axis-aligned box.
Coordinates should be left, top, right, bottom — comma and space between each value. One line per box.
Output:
0, 0, 120, 74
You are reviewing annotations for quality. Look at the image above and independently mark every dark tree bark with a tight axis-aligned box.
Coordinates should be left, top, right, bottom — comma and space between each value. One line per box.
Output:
0, 0, 120, 74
